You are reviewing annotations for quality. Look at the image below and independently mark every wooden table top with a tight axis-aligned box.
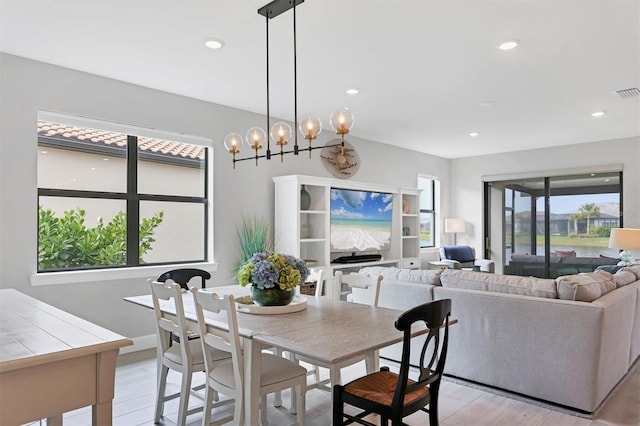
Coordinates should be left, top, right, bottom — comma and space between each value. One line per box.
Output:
125, 285, 442, 365
0, 288, 132, 373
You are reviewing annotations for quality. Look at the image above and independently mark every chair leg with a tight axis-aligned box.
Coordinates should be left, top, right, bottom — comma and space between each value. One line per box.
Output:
295, 382, 306, 426
260, 394, 269, 426
290, 385, 297, 414
273, 349, 283, 407
332, 385, 344, 425
201, 384, 214, 426
177, 370, 193, 426
428, 396, 439, 426
154, 364, 169, 423
234, 391, 245, 426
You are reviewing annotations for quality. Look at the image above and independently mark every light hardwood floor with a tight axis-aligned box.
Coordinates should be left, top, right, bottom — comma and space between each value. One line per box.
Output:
47, 349, 639, 426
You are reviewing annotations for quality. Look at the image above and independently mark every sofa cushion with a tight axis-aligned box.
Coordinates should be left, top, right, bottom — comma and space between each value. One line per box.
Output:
396, 269, 442, 285
440, 269, 557, 298
556, 271, 616, 302
359, 266, 442, 286
358, 266, 401, 281
621, 264, 640, 280
613, 270, 637, 288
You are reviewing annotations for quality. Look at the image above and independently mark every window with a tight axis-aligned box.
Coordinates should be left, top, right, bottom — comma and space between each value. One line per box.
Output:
418, 176, 436, 248
37, 113, 211, 272
486, 170, 622, 278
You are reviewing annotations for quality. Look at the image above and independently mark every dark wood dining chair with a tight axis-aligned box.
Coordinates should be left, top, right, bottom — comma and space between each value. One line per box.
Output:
333, 298, 452, 426
157, 268, 210, 343
157, 268, 210, 290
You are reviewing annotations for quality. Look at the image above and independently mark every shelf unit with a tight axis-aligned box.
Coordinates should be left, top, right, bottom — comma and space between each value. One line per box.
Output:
400, 190, 420, 269
274, 175, 421, 281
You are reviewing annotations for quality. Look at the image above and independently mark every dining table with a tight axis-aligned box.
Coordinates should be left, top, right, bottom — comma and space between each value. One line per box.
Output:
125, 285, 439, 425
0, 288, 133, 426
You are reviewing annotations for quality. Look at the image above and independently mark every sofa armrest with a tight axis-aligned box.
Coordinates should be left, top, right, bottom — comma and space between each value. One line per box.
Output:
474, 258, 495, 273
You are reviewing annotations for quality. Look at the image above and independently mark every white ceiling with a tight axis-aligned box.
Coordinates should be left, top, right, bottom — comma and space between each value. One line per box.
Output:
1, 0, 639, 159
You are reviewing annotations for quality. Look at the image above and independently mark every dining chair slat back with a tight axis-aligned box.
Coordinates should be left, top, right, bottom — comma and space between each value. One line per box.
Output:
191, 288, 308, 426
191, 289, 242, 425
149, 280, 208, 426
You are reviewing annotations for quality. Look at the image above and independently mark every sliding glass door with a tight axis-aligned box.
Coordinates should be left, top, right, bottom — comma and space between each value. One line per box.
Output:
486, 171, 622, 278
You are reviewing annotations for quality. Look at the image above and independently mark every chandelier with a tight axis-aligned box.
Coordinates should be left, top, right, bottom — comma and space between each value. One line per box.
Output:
224, 0, 355, 168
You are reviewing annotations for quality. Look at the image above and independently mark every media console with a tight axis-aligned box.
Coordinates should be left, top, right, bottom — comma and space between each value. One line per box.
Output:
273, 174, 421, 299
332, 254, 383, 264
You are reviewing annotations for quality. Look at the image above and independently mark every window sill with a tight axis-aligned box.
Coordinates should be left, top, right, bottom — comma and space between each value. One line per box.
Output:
30, 262, 218, 286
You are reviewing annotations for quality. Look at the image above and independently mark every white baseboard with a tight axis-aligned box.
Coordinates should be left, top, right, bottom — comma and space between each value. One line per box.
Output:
120, 334, 156, 354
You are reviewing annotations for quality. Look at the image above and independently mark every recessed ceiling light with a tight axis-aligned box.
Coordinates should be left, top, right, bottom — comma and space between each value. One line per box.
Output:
498, 39, 519, 50
469, 132, 479, 137
346, 88, 359, 95
40, 150, 48, 154
591, 111, 605, 117
204, 38, 225, 50
479, 101, 493, 107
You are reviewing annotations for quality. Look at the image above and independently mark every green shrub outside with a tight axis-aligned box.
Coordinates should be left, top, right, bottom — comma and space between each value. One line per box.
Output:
38, 206, 163, 270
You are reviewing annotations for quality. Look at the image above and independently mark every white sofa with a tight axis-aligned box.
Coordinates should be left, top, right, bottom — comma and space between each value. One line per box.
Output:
359, 265, 640, 414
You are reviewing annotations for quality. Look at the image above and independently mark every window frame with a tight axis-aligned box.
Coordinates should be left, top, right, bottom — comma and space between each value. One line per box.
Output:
32, 111, 216, 286
418, 176, 437, 248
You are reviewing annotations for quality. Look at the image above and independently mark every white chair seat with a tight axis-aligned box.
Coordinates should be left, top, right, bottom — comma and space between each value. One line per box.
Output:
209, 353, 307, 389
164, 339, 229, 365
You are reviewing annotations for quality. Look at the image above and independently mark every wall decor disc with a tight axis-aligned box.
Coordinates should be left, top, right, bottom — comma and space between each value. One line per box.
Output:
320, 139, 360, 179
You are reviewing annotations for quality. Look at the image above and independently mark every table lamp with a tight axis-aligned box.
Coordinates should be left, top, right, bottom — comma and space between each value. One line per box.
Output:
608, 228, 640, 266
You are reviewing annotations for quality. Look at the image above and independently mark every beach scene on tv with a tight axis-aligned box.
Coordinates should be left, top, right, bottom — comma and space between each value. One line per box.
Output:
330, 188, 393, 252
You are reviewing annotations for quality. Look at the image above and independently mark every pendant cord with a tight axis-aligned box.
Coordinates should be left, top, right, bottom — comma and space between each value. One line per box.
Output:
266, 13, 271, 156
293, 1, 298, 152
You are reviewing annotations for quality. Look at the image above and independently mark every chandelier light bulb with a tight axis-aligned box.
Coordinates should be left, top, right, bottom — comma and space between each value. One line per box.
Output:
245, 127, 266, 150
330, 107, 354, 135
298, 114, 322, 140
270, 122, 292, 146
224, 133, 243, 153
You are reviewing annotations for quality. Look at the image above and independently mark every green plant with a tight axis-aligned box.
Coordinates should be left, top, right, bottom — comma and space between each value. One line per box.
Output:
38, 206, 163, 270
235, 215, 273, 272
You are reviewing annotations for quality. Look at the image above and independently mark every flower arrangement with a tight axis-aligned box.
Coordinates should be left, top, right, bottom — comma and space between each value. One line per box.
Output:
237, 252, 310, 292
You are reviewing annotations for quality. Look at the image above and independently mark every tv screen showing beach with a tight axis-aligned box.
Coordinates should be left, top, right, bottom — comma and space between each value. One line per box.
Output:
330, 188, 393, 253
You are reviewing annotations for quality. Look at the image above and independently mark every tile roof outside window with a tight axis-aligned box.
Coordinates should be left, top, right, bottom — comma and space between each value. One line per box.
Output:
38, 121, 206, 160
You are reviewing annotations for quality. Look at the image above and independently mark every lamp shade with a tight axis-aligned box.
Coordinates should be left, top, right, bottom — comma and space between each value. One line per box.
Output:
608, 228, 640, 251
445, 218, 466, 234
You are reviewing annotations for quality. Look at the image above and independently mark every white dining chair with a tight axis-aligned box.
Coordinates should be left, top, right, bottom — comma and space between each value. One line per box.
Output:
191, 288, 308, 426
149, 280, 230, 426
309, 268, 325, 298
295, 270, 383, 392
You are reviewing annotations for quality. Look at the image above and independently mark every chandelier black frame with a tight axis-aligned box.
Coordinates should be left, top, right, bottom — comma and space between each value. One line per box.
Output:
225, 0, 354, 168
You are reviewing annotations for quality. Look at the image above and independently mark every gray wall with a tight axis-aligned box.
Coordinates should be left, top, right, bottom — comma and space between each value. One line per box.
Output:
0, 53, 450, 343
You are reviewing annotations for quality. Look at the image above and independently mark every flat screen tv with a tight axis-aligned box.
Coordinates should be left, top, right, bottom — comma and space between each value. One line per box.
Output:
330, 188, 393, 253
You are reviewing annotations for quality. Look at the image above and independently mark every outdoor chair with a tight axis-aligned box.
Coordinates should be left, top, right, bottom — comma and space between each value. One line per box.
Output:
439, 245, 495, 273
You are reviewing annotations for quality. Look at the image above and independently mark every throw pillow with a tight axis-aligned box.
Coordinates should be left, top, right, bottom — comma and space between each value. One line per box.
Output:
613, 270, 637, 288
621, 264, 640, 280
556, 271, 616, 302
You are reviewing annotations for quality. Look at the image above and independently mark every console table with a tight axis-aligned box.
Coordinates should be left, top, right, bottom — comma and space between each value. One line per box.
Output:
0, 289, 132, 425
